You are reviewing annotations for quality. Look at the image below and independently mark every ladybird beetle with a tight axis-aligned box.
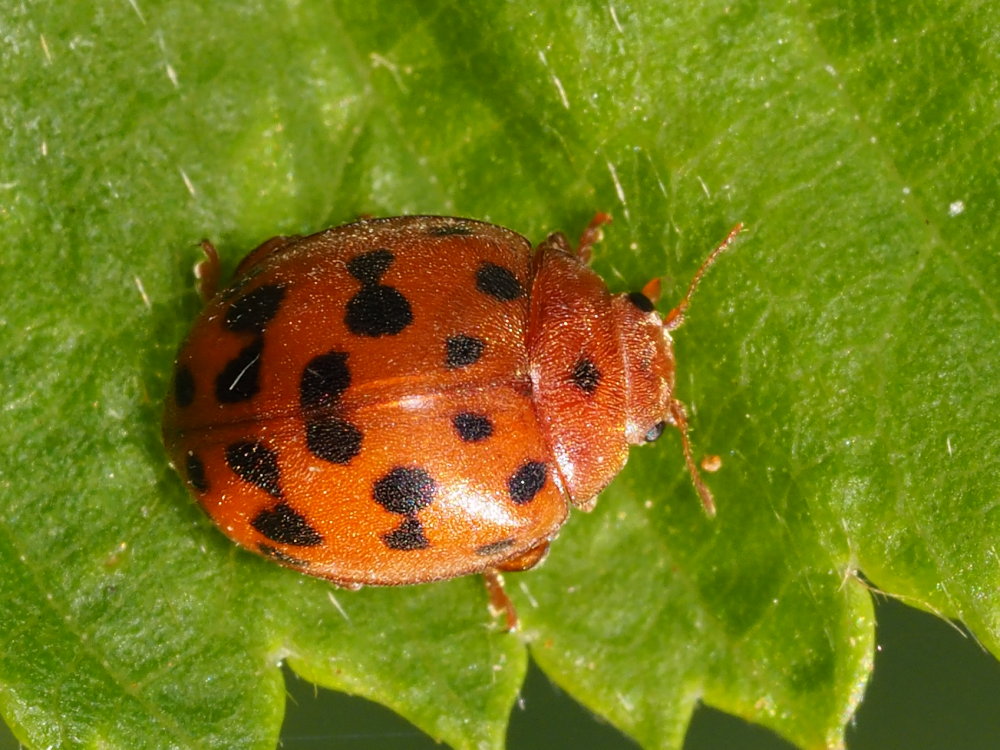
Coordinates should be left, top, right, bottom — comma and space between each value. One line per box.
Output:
163, 214, 739, 626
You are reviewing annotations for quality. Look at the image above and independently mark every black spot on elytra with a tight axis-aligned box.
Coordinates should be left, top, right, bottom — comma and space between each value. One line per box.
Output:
382, 517, 430, 551
427, 223, 474, 236
347, 248, 394, 284
627, 291, 656, 313
306, 416, 363, 464
445, 334, 485, 369
644, 421, 667, 443
570, 357, 602, 395
300, 351, 351, 410
375, 467, 436, 552
374, 467, 436, 516
452, 413, 493, 442
345, 249, 413, 337
475, 538, 517, 557
185, 452, 208, 492
225, 440, 282, 498
508, 461, 547, 505
174, 364, 195, 407
258, 543, 310, 568
224, 284, 286, 333
215, 338, 263, 404
346, 287, 413, 337
251, 502, 323, 546
476, 262, 524, 301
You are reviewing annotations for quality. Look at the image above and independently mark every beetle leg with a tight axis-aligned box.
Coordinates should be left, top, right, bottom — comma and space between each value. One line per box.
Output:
195, 240, 221, 301
640, 276, 662, 303
575, 212, 612, 264
483, 570, 519, 632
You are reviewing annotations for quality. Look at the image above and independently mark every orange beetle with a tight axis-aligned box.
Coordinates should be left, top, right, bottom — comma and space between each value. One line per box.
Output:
163, 215, 739, 626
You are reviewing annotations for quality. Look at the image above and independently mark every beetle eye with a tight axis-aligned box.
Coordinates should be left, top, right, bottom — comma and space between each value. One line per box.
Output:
644, 421, 666, 442
627, 291, 656, 313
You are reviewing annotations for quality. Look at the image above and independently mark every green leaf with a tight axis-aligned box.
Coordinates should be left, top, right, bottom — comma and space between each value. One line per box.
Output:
1, 1, 996, 749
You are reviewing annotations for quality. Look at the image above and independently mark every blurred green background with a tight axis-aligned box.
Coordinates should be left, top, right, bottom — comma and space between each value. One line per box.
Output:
4, 597, 989, 749
0, 597, 994, 749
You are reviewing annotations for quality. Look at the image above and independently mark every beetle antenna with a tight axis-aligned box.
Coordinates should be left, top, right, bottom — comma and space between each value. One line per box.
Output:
662, 223, 742, 515
663, 223, 743, 331
668, 399, 716, 516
